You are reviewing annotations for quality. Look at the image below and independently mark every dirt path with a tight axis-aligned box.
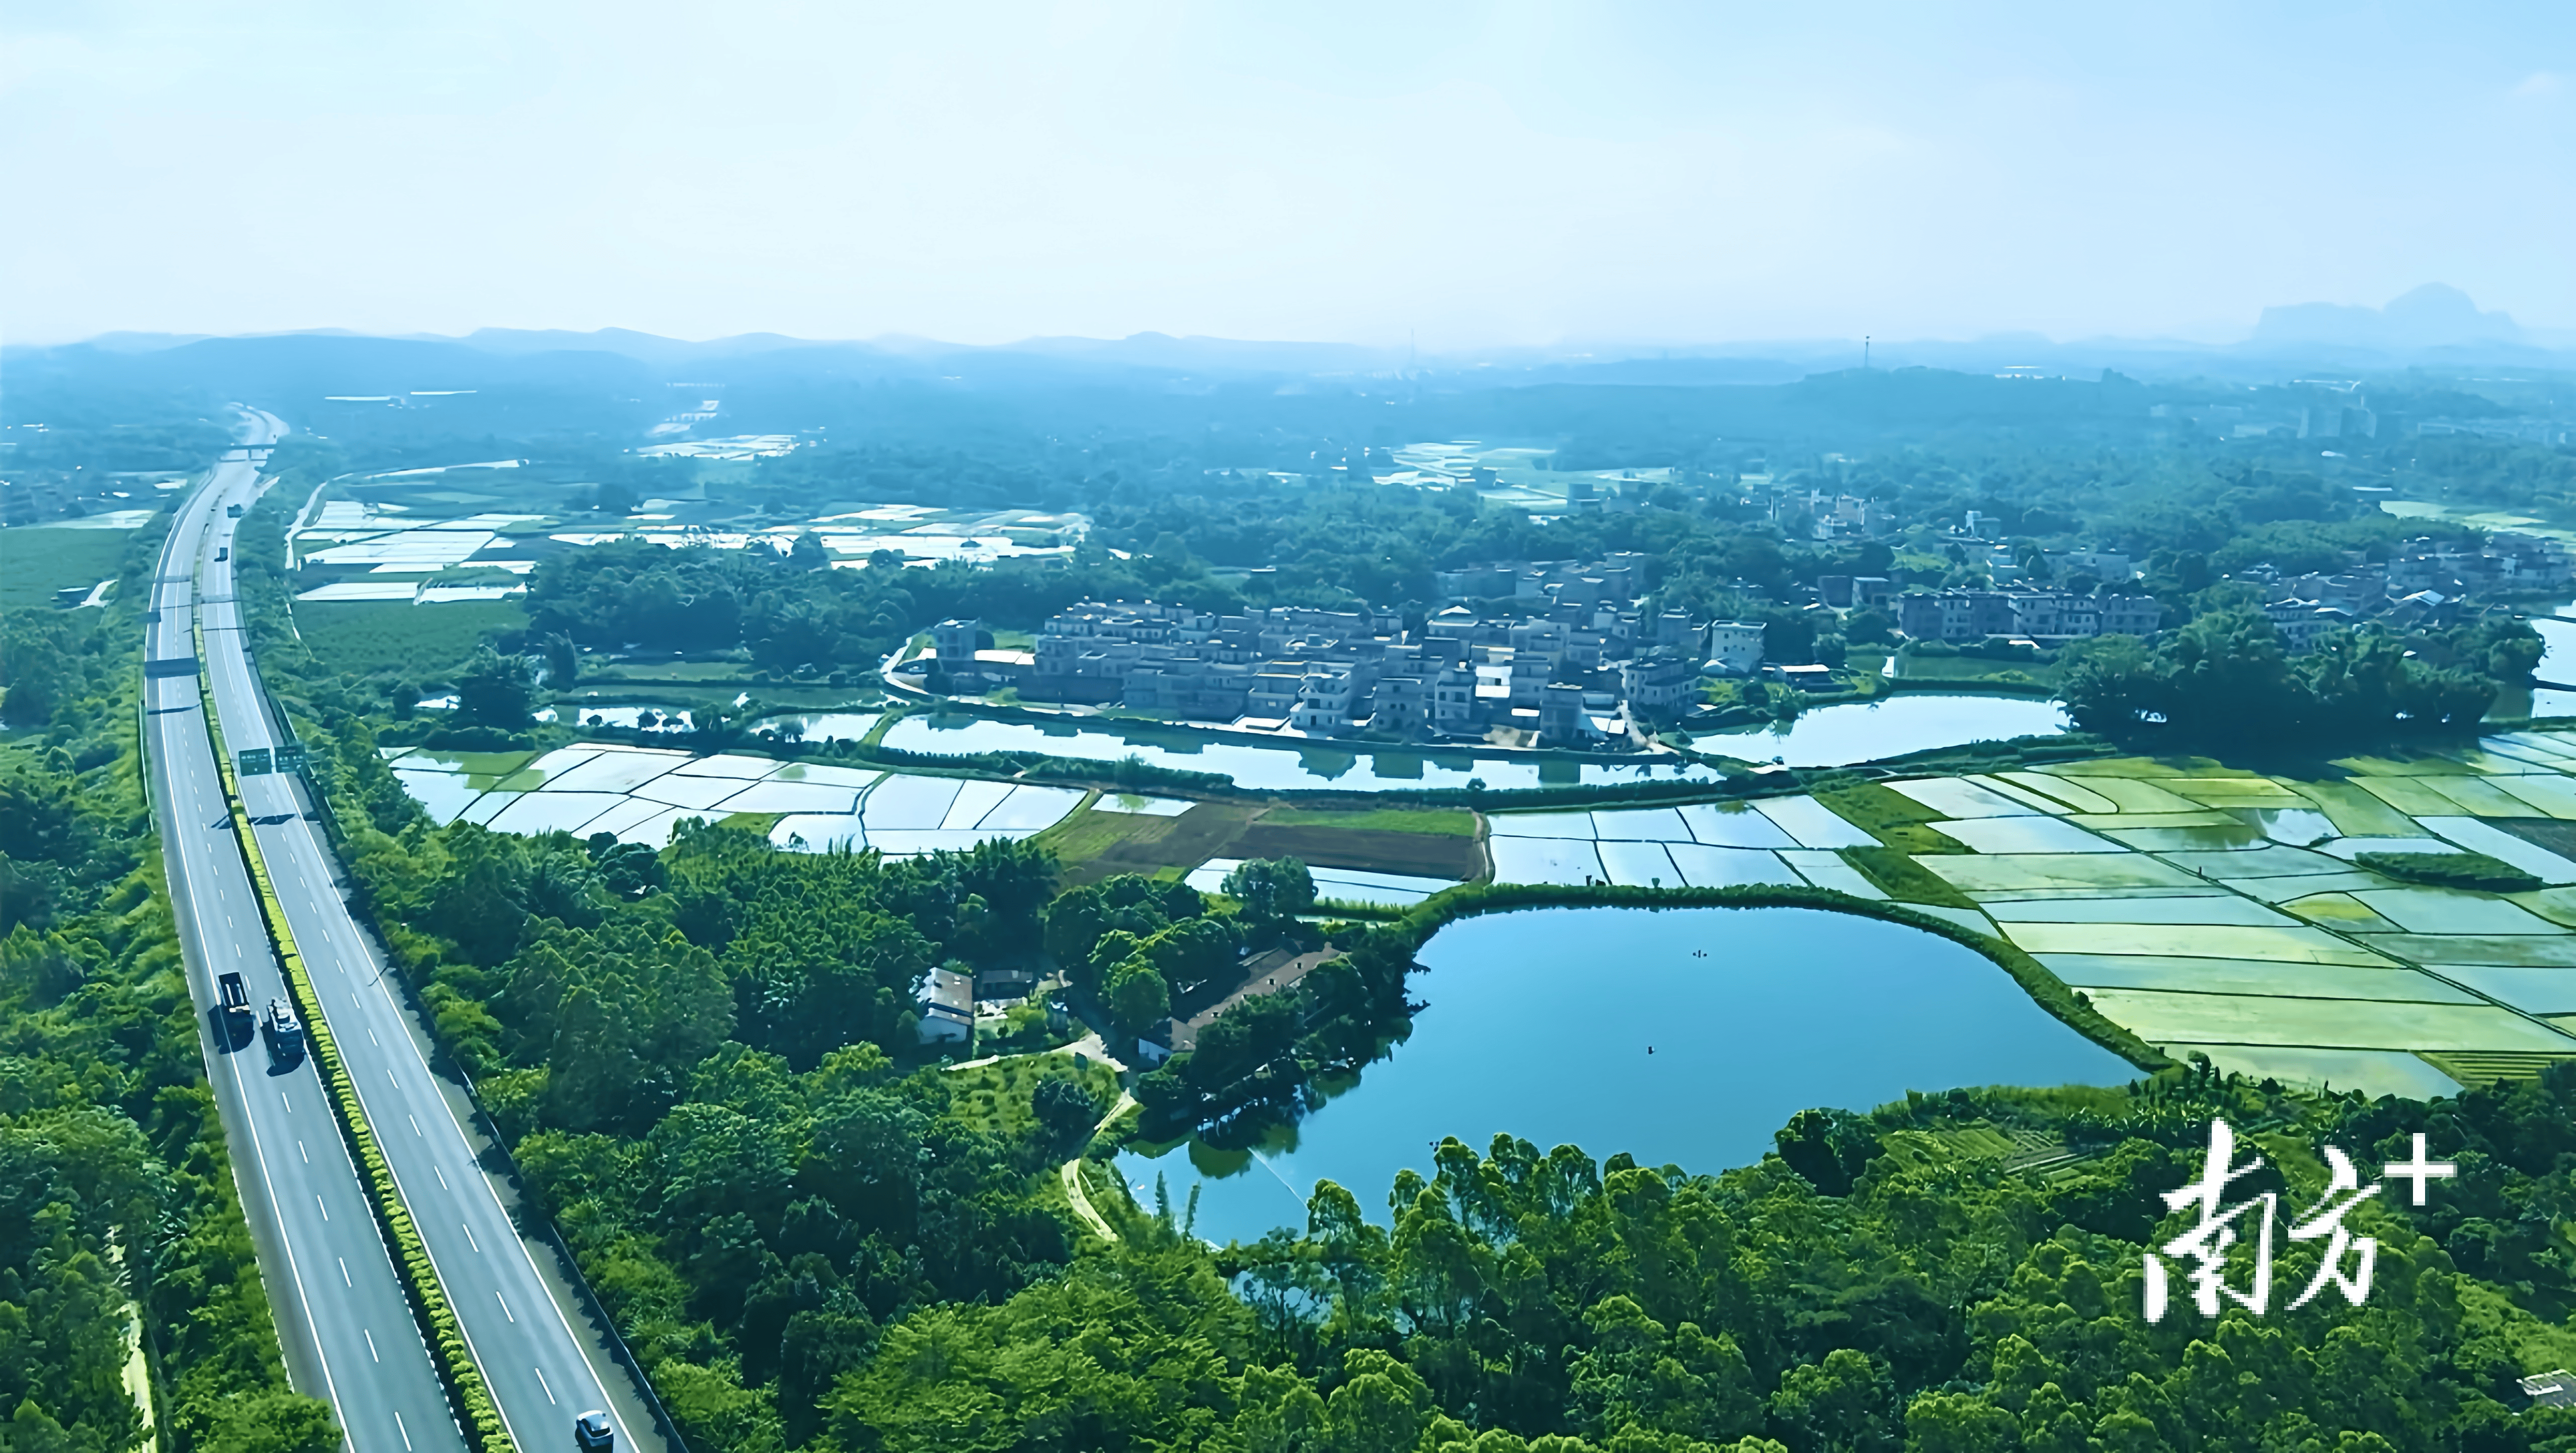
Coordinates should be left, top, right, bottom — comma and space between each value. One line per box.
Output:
1061, 1160, 1118, 1243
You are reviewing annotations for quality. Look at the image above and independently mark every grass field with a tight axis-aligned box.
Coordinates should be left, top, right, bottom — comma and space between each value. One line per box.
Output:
296, 599, 526, 679
941, 1056, 1124, 1142
0, 526, 134, 609
1262, 805, 1477, 836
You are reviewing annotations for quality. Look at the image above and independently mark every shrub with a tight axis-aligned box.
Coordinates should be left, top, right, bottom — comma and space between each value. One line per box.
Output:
2354, 849, 2543, 894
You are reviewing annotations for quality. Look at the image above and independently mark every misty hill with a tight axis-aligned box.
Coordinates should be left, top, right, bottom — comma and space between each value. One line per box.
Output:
2252, 283, 2527, 351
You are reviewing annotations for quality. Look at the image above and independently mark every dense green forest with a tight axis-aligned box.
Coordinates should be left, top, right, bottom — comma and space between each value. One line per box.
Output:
0, 520, 340, 1452
2059, 608, 2543, 749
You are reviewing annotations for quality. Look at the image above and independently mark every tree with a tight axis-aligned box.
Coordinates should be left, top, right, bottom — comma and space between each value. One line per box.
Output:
1223, 857, 1315, 927
197, 1392, 343, 1453
1107, 962, 1170, 1038
452, 647, 534, 730
542, 632, 579, 688
1031, 1077, 1101, 1151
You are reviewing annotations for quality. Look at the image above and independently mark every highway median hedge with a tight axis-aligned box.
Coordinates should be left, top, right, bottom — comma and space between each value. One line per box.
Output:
198, 623, 515, 1453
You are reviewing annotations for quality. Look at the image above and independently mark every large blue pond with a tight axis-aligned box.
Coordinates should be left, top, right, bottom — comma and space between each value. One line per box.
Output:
1116, 906, 2138, 1247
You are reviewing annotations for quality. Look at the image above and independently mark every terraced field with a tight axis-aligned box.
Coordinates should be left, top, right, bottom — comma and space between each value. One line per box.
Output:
383, 742, 1084, 856
1489, 740, 2576, 1098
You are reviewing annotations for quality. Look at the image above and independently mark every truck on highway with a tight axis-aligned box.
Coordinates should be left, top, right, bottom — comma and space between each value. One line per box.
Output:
263, 998, 305, 1062
217, 972, 253, 1044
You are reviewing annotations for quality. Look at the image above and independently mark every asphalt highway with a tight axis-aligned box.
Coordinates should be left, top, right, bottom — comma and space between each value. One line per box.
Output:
187, 419, 653, 1453
146, 418, 467, 1453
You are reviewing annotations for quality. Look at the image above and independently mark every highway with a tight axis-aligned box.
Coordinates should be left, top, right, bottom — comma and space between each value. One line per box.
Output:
146, 418, 466, 1453
185, 417, 657, 1453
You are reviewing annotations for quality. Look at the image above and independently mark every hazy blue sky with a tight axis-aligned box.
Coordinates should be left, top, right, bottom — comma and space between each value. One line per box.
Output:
6, 2, 2569, 348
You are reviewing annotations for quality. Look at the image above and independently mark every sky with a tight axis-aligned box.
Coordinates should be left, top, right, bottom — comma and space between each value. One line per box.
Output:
5, 2, 2571, 349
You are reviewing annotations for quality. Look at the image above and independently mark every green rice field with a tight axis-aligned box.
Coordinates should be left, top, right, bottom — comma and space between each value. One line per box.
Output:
1475, 733, 2576, 1096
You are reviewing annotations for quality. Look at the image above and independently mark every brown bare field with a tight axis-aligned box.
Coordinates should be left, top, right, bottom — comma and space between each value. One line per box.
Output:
1068, 802, 1259, 883
1229, 822, 1483, 878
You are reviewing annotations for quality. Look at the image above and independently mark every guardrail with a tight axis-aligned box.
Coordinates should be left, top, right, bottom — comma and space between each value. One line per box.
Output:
196, 615, 516, 1453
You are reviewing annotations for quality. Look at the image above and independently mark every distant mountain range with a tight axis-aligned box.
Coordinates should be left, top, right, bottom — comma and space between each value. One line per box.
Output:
31, 286, 2573, 385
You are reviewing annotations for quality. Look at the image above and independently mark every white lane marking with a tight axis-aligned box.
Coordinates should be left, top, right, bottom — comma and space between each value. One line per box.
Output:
368, 1028, 378, 1046
394, 1411, 412, 1452
298, 1140, 307, 1164
364, 1329, 378, 1362
408, 1114, 421, 1137
496, 1291, 515, 1324
463, 1223, 480, 1253
281, 1092, 291, 1113
387, 1068, 398, 1088
534, 1366, 555, 1404
315, 1194, 328, 1223
434, 1166, 447, 1191
339, 1258, 351, 1287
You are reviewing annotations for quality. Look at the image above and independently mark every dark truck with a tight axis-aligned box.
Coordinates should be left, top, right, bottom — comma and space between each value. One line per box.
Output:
263, 998, 305, 1062
217, 971, 253, 1045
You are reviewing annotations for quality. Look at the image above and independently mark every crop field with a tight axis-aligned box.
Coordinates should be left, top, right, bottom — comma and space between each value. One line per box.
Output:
1477, 735, 2576, 1095
1228, 822, 1484, 878
379, 723, 2576, 1097
383, 741, 1084, 854
297, 598, 527, 679
0, 524, 133, 608
1845, 742, 2576, 1090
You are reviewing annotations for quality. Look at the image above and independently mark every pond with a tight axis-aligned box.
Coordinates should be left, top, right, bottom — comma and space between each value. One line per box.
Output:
1116, 906, 2138, 1247
1693, 693, 2071, 768
2537, 615, 2576, 688
879, 713, 1723, 792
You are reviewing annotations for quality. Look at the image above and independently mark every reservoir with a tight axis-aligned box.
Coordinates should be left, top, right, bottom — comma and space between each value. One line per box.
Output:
1116, 906, 2138, 1246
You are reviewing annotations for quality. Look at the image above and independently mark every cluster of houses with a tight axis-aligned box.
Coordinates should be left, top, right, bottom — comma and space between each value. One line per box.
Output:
926, 594, 1737, 745
904, 528, 2576, 735
2243, 532, 2572, 651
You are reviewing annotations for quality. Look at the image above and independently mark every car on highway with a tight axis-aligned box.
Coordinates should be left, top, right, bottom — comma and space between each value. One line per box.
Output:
575, 1410, 614, 1451
263, 997, 305, 1062
217, 971, 253, 1046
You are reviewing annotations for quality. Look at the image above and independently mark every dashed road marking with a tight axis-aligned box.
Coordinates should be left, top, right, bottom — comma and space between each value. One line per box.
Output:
496, 1291, 515, 1324
316, 1194, 329, 1223
364, 1329, 378, 1362
462, 1223, 479, 1253
339, 1258, 350, 1286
